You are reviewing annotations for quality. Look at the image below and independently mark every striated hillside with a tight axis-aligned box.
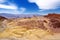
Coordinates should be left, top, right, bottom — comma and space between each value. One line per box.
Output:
0, 13, 60, 40
44, 14, 60, 33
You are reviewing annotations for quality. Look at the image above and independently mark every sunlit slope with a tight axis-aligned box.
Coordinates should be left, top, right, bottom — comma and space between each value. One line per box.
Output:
0, 26, 60, 40
0, 26, 52, 40
0, 16, 60, 40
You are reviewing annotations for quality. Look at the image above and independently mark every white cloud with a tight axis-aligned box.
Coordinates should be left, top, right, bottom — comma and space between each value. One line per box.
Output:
0, 4, 17, 9
0, 3, 19, 14
0, 9, 19, 14
28, 0, 60, 10
0, 0, 17, 9
0, 7, 26, 14
19, 7, 26, 13
0, 0, 26, 14
0, 0, 6, 3
0, 4, 26, 14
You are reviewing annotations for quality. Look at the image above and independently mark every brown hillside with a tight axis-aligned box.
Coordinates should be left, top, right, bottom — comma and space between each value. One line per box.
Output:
44, 13, 60, 33
44, 13, 60, 19
0, 14, 60, 40
0, 16, 7, 21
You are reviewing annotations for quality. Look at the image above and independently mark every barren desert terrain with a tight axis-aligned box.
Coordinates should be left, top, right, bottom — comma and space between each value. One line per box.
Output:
0, 14, 60, 40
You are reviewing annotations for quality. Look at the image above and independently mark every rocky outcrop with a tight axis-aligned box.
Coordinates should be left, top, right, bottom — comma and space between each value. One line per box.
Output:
0, 16, 7, 32
44, 13, 60, 33
4, 13, 60, 33
0, 13, 60, 40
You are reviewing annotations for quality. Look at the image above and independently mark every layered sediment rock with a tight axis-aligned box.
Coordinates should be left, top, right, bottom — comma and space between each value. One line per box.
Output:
44, 14, 60, 33
0, 13, 60, 40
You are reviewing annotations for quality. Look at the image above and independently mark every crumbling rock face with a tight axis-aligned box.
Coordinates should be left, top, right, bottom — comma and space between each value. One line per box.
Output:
0, 16, 7, 32
0, 14, 60, 33
44, 13, 60, 18
0, 16, 7, 21
44, 14, 60, 33
16, 18, 47, 30
0, 14, 60, 40
6, 14, 60, 33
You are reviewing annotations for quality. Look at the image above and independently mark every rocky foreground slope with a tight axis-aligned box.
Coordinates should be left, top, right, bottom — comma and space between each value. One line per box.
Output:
0, 14, 60, 40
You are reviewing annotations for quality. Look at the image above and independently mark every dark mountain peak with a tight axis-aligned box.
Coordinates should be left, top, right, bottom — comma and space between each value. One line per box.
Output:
0, 16, 7, 21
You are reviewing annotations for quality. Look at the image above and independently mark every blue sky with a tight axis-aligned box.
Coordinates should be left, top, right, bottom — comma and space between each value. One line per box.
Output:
0, 0, 60, 15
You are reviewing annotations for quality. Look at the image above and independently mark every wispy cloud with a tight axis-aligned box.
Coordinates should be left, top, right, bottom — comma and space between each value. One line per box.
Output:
0, 7, 26, 14
0, 0, 6, 3
19, 8, 26, 13
0, 9, 19, 14
28, 0, 60, 10
0, 0, 17, 9
0, 0, 26, 14
0, 4, 17, 9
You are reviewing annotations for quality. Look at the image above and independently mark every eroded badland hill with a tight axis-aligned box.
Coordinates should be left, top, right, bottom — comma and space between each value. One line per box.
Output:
0, 13, 60, 40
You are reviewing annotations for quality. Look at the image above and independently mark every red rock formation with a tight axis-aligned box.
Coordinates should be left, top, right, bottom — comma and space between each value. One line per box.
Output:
44, 13, 60, 33
44, 13, 60, 19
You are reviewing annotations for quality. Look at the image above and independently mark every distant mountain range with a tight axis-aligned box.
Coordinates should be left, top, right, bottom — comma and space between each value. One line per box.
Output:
0, 13, 41, 18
